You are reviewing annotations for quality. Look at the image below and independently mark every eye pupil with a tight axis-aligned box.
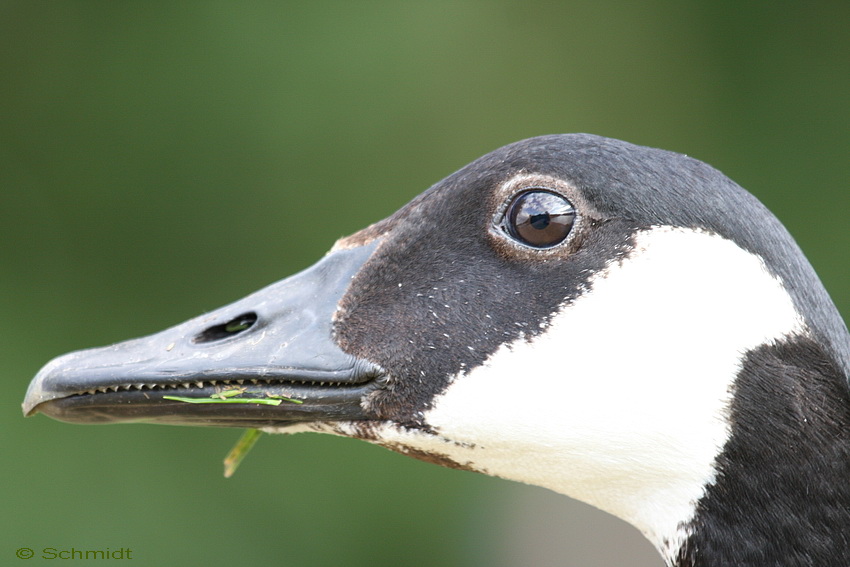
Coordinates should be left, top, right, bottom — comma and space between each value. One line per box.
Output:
529, 213, 551, 230
504, 190, 575, 248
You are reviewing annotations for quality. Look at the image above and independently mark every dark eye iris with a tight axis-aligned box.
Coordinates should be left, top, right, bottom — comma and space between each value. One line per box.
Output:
505, 190, 576, 248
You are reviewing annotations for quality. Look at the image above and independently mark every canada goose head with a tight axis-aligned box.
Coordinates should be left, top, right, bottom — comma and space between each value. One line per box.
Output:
23, 134, 850, 566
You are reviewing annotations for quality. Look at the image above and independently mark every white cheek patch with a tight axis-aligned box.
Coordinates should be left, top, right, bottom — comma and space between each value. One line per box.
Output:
368, 227, 805, 556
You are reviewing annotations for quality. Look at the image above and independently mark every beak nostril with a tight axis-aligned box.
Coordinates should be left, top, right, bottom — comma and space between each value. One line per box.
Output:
194, 312, 258, 343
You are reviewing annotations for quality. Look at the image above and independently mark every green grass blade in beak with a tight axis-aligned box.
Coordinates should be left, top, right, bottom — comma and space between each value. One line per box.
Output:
223, 429, 263, 478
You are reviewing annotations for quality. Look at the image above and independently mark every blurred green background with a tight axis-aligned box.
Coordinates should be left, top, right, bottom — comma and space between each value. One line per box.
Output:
2, 2, 848, 566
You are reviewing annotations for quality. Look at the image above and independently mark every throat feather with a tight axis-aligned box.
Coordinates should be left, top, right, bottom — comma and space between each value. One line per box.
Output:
420, 227, 805, 558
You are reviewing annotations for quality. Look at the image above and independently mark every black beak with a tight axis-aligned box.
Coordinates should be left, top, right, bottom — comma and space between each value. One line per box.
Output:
22, 240, 385, 428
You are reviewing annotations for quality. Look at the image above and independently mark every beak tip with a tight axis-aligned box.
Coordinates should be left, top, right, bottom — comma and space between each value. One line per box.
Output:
22, 354, 68, 418
21, 390, 43, 417
22, 382, 46, 417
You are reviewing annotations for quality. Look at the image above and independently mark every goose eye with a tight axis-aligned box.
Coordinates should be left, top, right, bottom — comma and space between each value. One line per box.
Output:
504, 190, 576, 248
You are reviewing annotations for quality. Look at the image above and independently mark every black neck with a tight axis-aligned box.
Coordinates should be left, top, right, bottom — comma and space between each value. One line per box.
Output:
673, 337, 850, 567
